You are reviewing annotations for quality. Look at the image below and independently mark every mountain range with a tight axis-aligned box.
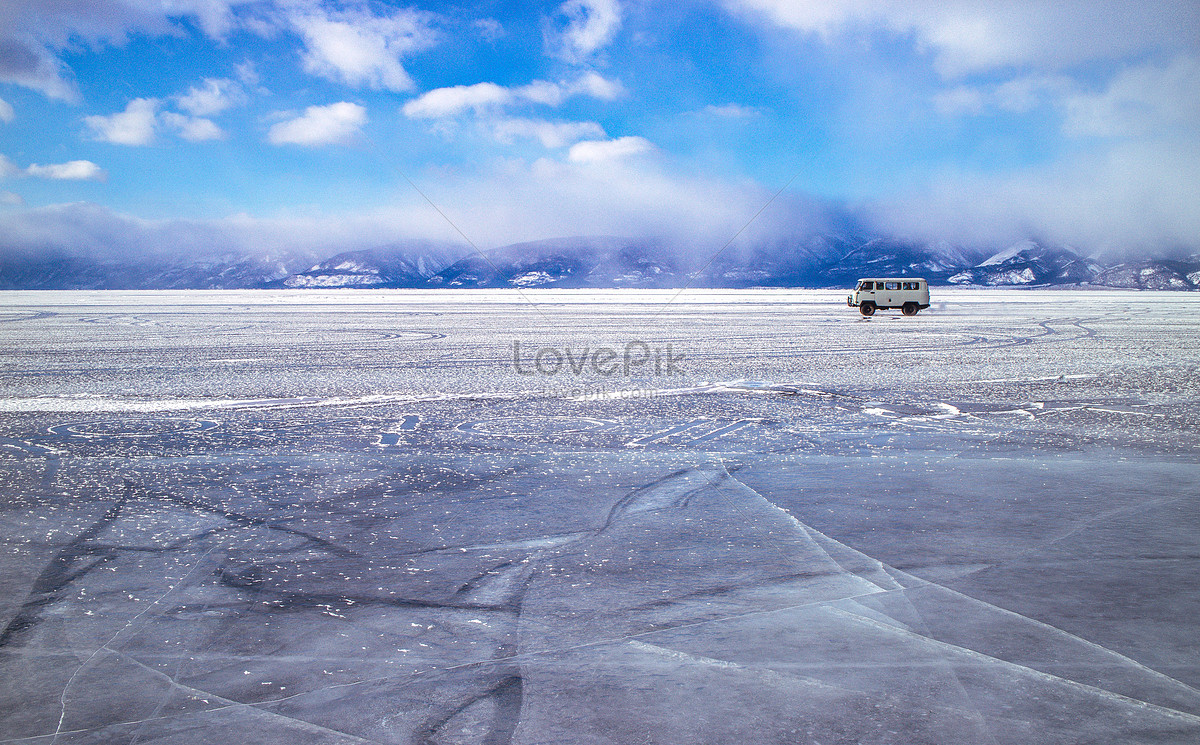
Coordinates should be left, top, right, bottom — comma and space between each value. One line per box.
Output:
1, 235, 1197, 291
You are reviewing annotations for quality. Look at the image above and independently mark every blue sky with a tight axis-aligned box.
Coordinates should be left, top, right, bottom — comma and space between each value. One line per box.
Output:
1, 1, 1198, 259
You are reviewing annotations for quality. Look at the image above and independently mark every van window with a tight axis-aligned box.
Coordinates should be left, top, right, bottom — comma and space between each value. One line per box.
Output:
859, 281, 873, 290
885, 281, 900, 290
902, 282, 916, 290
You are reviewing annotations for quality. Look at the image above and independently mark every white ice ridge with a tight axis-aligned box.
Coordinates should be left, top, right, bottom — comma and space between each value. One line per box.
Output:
625, 639, 846, 693
0, 392, 467, 413
825, 604, 1200, 724
946, 373, 1099, 384
710, 467, 1200, 715
567, 380, 834, 401
0, 380, 842, 412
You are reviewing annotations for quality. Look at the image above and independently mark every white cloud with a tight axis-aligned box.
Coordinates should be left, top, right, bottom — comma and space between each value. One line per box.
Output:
24, 160, 106, 181
0, 97, 13, 123
1063, 56, 1200, 138
1, 154, 105, 181
474, 18, 505, 42
402, 71, 632, 153
516, 80, 566, 107
0, 0, 249, 102
932, 56, 1200, 142
551, 0, 623, 62
84, 98, 159, 145
289, 4, 435, 92
268, 102, 367, 146
992, 75, 1073, 113
403, 73, 624, 120
491, 118, 606, 148
932, 86, 984, 116
403, 83, 513, 118
163, 112, 224, 142
175, 77, 243, 117
726, 0, 1200, 77
235, 60, 261, 87
0, 40, 78, 103
403, 73, 627, 150
568, 136, 653, 162
0, 191, 24, 206
699, 103, 760, 118
934, 76, 1072, 116
569, 71, 624, 100
84, 85, 239, 146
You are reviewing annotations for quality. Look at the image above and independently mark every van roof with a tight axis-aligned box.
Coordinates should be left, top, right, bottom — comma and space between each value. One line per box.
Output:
856, 278, 927, 282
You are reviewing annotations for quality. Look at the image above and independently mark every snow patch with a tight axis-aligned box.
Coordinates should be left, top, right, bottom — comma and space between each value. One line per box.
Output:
510, 271, 555, 287
979, 239, 1038, 267
988, 268, 1036, 285
285, 274, 384, 288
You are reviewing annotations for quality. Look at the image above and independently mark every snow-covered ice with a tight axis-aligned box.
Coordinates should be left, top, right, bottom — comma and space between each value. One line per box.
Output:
0, 289, 1197, 744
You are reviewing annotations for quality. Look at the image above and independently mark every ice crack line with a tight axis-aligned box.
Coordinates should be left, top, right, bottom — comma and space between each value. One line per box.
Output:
934, 582, 1200, 699
48, 536, 221, 744
112, 650, 377, 744
826, 605, 1200, 723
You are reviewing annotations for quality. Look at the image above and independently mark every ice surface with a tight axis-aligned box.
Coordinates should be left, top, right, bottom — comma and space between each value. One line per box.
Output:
0, 289, 1197, 744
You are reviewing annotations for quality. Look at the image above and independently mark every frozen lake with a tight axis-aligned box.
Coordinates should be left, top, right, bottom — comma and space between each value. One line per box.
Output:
1, 289, 1198, 744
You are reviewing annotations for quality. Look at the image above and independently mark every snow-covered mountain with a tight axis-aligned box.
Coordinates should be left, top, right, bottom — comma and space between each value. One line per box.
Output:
428, 236, 686, 288
947, 240, 1102, 286
0, 248, 310, 290
281, 241, 470, 288
814, 237, 982, 287
1093, 258, 1200, 290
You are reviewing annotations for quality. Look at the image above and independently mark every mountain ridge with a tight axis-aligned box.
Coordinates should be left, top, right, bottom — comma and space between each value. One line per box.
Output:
1, 236, 1197, 291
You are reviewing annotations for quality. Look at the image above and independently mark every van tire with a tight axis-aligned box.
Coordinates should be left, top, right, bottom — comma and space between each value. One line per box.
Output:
902, 302, 919, 316
860, 302, 875, 316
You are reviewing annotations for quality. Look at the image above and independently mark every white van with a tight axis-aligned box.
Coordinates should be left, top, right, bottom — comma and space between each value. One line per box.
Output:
847, 278, 930, 316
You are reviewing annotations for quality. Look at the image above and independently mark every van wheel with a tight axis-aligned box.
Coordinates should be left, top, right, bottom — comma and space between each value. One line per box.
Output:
859, 302, 875, 316
902, 303, 919, 316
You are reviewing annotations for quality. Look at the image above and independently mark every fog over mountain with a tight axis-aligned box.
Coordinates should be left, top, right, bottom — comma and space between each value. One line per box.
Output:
2, 208, 1196, 290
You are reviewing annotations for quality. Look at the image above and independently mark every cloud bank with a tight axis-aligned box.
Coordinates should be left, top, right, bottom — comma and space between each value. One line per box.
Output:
0, 152, 830, 262
726, 0, 1200, 76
